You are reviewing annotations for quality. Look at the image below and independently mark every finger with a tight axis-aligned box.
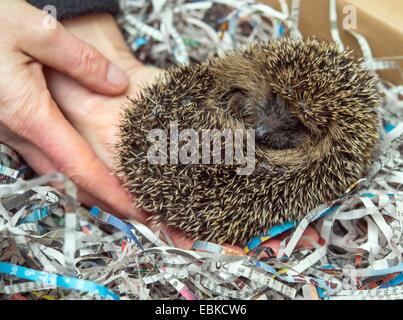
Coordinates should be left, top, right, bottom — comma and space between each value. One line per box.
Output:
296, 227, 320, 249
259, 239, 282, 255
45, 70, 122, 168
3, 133, 113, 210
10, 90, 146, 223
221, 244, 246, 256
156, 224, 195, 250
158, 223, 245, 255
0, 124, 58, 175
44, 66, 163, 170
17, 142, 100, 207
260, 227, 320, 255
18, 2, 129, 95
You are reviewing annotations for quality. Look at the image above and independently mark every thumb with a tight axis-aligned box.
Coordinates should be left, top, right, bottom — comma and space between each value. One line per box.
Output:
18, 3, 129, 95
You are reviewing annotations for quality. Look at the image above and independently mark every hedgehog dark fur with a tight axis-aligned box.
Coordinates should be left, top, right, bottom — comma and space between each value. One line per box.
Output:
117, 38, 381, 245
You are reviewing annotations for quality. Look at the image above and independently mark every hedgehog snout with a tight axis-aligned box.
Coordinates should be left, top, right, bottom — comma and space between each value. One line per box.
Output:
255, 122, 271, 141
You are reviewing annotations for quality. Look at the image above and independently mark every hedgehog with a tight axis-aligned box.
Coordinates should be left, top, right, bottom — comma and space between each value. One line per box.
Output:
117, 38, 381, 245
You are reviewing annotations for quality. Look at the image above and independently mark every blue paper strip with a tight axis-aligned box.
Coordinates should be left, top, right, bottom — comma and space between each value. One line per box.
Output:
90, 207, 144, 251
18, 206, 50, 225
380, 273, 403, 288
244, 221, 298, 253
384, 123, 396, 133
0, 262, 120, 300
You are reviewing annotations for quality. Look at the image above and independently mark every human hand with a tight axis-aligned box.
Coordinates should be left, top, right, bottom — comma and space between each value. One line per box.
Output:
0, 0, 147, 218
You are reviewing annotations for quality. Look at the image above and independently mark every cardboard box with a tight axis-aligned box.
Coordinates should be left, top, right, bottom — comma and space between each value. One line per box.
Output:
261, 0, 403, 85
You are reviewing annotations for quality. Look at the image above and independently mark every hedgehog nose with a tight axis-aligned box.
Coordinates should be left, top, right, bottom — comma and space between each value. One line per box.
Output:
255, 123, 271, 142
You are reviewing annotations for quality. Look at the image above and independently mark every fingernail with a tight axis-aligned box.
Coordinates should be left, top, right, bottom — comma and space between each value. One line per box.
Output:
107, 63, 129, 88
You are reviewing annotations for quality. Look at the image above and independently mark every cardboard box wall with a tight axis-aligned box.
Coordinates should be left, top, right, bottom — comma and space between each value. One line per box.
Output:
261, 0, 403, 85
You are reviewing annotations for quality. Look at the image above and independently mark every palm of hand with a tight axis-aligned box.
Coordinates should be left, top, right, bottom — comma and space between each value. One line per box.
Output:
47, 53, 159, 168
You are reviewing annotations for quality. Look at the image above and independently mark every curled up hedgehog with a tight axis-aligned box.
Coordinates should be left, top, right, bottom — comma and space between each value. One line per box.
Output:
117, 38, 381, 245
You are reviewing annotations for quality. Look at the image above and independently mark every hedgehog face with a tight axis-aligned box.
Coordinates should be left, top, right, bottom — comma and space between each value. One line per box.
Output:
225, 88, 307, 149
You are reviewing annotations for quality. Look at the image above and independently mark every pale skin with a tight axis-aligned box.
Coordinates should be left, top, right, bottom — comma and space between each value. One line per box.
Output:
0, 0, 135, 220
3, 1, 317, 253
